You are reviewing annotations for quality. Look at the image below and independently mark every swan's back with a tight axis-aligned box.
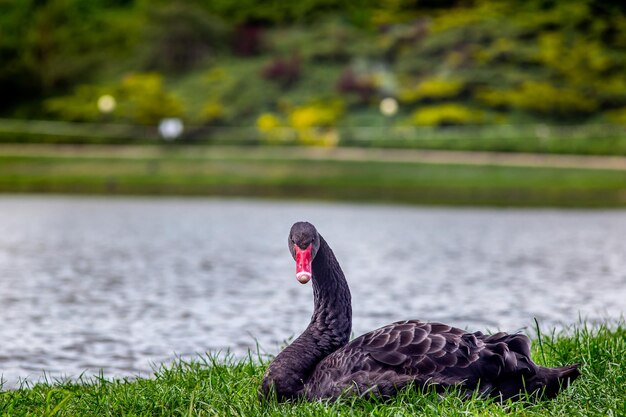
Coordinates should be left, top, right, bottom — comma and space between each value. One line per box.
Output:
304, 320, 579, 401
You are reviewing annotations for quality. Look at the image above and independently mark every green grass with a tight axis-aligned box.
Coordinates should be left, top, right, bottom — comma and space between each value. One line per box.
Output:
1, 322, 624, 416
3, 123, 626, 157
1, 146, 626, 207
358, 132, 626, 156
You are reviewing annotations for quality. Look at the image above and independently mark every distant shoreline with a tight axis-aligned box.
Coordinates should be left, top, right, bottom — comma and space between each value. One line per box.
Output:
1, 144, 625, 207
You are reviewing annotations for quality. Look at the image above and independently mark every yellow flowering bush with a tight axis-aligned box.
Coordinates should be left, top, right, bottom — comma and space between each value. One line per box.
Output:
119, 73, 184, 125
288, 101, 343, 147
256, 100, 343, 147
477, 81, 597, 116
410, 104, 482, 126
430, 1, 506, 33
257, 113, 282, 131
399, 77, 464, 103
256, 112, 294, 144
201, 101, 225, 123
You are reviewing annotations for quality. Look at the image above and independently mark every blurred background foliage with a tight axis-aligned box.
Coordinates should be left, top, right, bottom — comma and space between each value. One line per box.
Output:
2, 0, 626, 134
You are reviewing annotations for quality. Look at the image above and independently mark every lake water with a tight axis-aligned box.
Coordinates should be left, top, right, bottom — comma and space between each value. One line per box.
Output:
0, 196, 624, 389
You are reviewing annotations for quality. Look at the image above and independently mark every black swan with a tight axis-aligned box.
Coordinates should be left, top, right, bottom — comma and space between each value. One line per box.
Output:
259, 222, 580, 402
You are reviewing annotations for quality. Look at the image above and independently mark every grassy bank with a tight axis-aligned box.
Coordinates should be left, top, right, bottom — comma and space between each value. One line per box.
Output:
3, 121, 626, 157
1, 322, 624, 416
1, 145, 626, 207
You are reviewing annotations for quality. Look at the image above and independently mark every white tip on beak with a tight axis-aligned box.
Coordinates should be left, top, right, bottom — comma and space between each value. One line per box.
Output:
296, 272, 312, 284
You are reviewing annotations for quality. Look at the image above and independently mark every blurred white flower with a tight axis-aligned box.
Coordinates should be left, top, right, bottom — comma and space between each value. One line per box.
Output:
97, 95, 116, 114
159, 118, 184, 140
379, 97, 398, 117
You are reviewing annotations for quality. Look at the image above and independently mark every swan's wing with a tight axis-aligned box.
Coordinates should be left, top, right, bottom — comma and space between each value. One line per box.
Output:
351, 320, 534, 390
306, 320, 536, 400
354, 321, 479, 375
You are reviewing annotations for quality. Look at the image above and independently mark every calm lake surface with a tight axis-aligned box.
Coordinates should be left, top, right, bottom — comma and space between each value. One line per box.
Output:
0, 196, 625, 388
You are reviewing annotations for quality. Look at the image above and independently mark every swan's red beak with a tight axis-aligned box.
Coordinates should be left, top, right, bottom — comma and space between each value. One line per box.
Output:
295, 244, 312, 284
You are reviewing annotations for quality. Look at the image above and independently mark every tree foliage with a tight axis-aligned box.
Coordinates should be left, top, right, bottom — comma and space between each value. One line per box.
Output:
0, 0, 139, 104
140, 2, 230, 73
3, 0, 626, 125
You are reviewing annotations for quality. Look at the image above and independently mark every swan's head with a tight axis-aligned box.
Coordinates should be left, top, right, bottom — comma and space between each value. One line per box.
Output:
288, 222, 321, 284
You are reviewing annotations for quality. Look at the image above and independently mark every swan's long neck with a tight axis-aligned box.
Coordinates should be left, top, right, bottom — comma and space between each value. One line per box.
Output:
260, 235, 352, 401
309, 236, 352, 346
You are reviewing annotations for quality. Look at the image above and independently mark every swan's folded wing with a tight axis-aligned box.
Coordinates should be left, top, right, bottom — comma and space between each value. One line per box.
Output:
310, 320, 540, 399
353, 320, 537, 394
357, 320, 486, 382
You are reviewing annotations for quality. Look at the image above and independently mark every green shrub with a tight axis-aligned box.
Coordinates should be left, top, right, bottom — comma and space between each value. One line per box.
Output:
141, 2, 230, 73
202, 0, 374, 25
44, 85, 113, 122
267, 19, 375, 63
607, 107, 626, 124
45, 73, 184, 125
477, 82, 598, 117
118, 73, 185, 125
